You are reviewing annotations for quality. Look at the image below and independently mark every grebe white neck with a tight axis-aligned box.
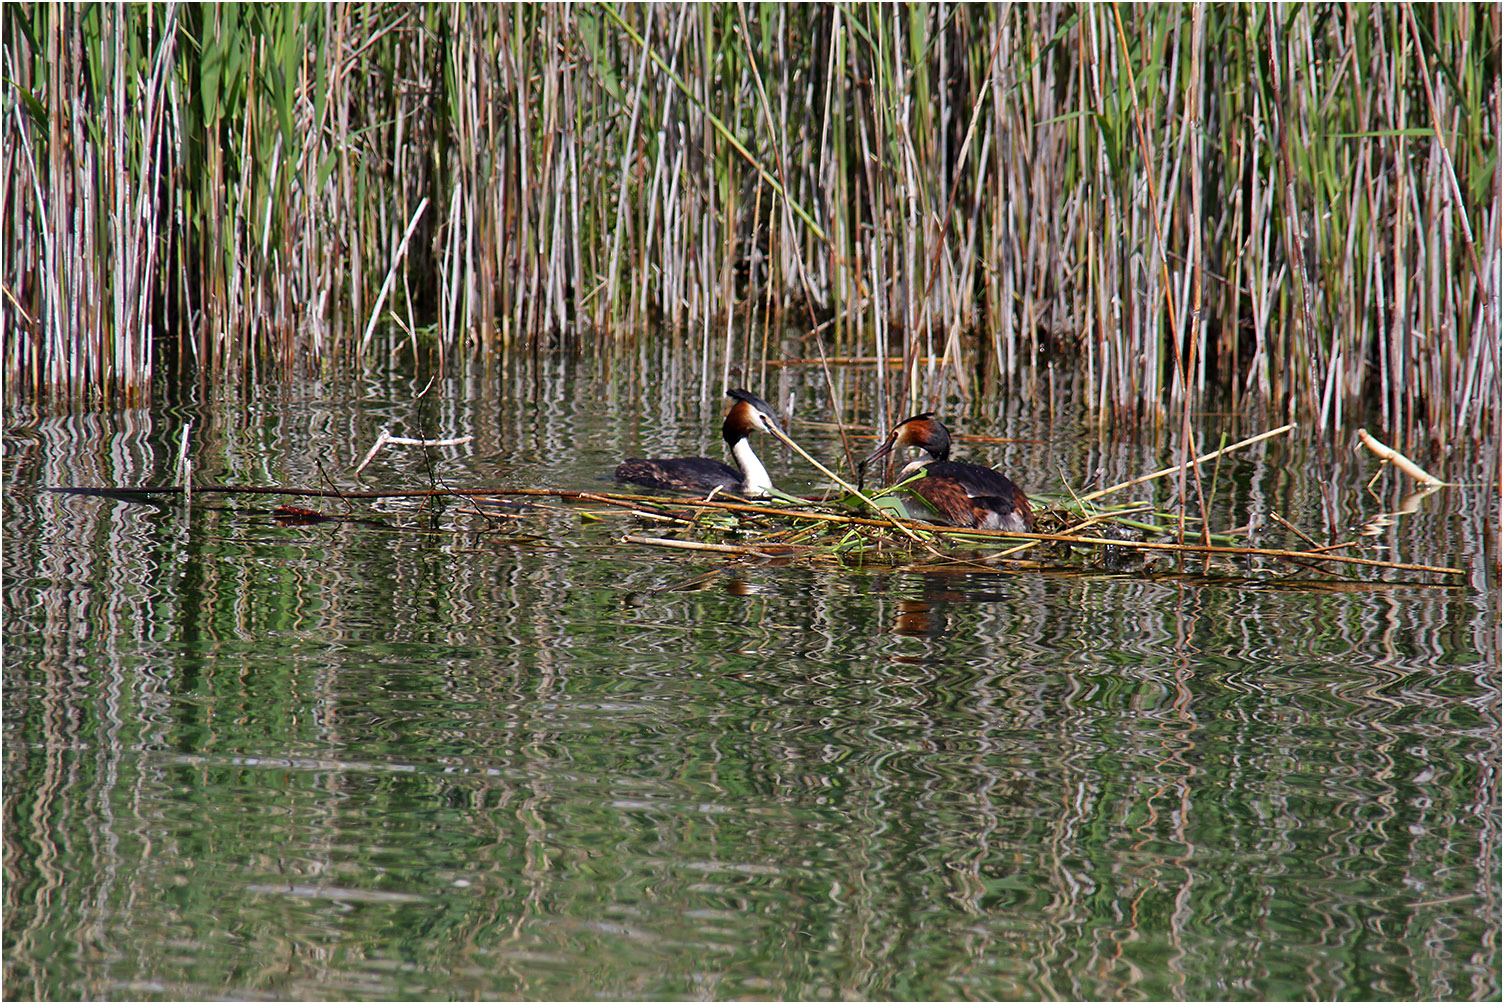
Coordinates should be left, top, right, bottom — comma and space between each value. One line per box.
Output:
732, 437, 773, 497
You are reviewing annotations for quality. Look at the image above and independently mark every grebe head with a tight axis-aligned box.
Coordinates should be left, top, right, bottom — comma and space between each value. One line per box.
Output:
721, 389, 788, 497
722, 389, 784, 446
858, 413, 951, 487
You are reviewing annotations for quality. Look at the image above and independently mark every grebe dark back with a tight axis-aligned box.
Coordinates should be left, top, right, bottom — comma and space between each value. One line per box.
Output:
859, 412, 1033, 532
615, 389, 785, 498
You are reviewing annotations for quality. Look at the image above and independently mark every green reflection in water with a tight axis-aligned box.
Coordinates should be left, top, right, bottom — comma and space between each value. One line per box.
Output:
3, 375, 1498, 1002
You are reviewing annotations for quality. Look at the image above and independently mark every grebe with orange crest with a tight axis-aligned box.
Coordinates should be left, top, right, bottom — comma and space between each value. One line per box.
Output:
859, 412, 1033, 532
615, 389, 788, 498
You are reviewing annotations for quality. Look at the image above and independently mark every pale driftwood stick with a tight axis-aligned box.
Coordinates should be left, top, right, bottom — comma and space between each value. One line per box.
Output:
353, 430, 393, 473
1356, 429, 1446, 486
385, 434, 473, 447
353, 427, 474, 474
1078, 423, 1296, 502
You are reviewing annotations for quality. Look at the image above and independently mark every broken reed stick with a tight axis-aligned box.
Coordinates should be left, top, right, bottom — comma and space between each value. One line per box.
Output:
354, 427, 475, 474
54, 484, 485, 499
1078, 423, 1296, 502
52, 484, 884, 527
574, 492, 697, 524
1356, 429, 1446, 486
1267, 511, 1323, 550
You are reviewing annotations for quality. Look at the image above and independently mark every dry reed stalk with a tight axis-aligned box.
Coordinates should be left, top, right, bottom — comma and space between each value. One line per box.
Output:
1078, 423, 1297, 503
4, 4, 1496, 449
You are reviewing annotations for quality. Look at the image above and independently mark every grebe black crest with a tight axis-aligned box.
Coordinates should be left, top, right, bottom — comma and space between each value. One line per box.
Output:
614, 389, 785, 498
859, 412, 1033, 532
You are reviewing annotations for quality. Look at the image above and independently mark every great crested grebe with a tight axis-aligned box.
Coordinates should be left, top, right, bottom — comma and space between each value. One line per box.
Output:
615, 389, 787, 498
859, 412, 1034, 532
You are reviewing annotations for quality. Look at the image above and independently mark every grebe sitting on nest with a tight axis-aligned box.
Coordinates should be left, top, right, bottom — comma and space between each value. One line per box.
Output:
859, 412, 1033, 531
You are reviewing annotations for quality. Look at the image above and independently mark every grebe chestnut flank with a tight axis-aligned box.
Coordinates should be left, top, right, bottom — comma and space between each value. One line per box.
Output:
614, 389, 787, 498
859, 412, 1033, 532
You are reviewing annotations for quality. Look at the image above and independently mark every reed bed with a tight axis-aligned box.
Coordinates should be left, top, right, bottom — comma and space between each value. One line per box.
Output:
5, 4, 1497, 445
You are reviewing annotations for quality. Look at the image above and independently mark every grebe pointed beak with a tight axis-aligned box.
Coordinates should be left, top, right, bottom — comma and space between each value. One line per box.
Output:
860, 435, 897, 468
858, 431, 899, 489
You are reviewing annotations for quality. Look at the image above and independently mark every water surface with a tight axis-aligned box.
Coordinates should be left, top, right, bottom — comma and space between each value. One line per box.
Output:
3, 354, 1498, 1001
